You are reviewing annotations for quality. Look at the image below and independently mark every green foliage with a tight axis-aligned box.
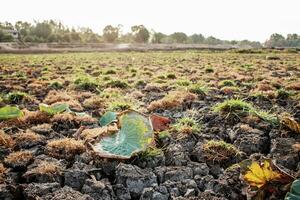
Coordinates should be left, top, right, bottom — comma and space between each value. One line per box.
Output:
99, 111, 117, 127
39, 103, 69, 115
94, 110, 153, 159
285, 179, 300, 200
0, 105, 23, 120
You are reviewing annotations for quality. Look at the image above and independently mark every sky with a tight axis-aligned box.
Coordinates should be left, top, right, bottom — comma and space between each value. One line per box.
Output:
1, 0, 299, 42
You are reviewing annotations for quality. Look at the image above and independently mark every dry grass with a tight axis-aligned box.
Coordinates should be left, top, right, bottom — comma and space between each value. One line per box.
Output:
148, 91, 197, 111
0, 163, 8, 183
82, 96, 105, 109
14, 130, 43, 145
43, 90, 73, 104
286, 82, 300, 91
46, 138, 86, 159
22, 110, 51, 125
4, 150, 33, 168
24, 161, 62, 176
0, 130, 15, 148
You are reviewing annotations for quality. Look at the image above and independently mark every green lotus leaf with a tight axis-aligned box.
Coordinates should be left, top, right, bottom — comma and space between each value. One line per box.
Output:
99, 111, 117, 126
94, 110, 153, 159
39, 103, 69, 115
0, 105, 23, 120
285, 179, 300, 200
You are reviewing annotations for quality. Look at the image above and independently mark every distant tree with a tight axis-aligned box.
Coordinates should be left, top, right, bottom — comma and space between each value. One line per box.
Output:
103, 25, 119, 42
70, 30, 82, 43
151, 32, 166, 43
188, 34, 204, 44
119, 33, 132, 43
264, 33, 286, 47
32, 22, 52, 41
204, 36, 222, 45
131, 25, 150, 43
170, 32, 188, 43
14, 21, 32, 40
286, 33, 300, 47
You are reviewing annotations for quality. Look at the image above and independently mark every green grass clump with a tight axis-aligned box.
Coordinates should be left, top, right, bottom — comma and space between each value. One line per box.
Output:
218, 80, 236, 87
139, 147, 163, 159
5, 92, 29, 104
74, 77, 99, 91
213, 99, 254, 115
106, 80, 129, 89
157, 130, 171, 139
104, 69, 116, 75
203, 140, 239, 161
189, 83, 209, 95
49, 81, 63, 89
173, 117, 201, 134
276, 88, 291, 99
205, 67, 214, 73
166, 73, 176, 79
108, 101, 132, 111
213, 99, 278, 125
176, 79, 191, 87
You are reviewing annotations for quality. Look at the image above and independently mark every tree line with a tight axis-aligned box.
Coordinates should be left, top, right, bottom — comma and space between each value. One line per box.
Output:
0, 20, 299, 48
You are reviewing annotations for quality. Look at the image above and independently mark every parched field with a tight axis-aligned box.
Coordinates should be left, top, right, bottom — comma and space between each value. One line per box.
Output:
0, 50, 299, 199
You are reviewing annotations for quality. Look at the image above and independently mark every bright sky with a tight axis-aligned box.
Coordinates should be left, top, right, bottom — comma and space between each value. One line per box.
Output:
1, 0, 299, 42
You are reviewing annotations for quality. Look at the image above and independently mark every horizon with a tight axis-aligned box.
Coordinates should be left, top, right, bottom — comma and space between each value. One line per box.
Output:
1, 0, 300, 42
